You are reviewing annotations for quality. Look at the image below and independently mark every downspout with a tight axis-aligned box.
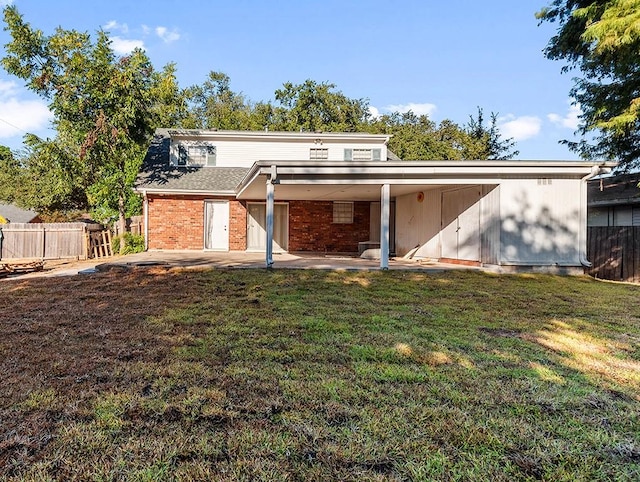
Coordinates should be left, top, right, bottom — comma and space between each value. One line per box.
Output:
579, 165, 610, 267
142, 190, 149, 251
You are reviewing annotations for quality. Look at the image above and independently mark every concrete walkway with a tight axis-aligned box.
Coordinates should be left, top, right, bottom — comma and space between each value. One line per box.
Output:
102, 250, 476, 272
4, 251, 479, 279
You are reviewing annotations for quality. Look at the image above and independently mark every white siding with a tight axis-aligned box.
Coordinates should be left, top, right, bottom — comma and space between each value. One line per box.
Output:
395, 189, 442, 258
170, 138, 388, 168
499, 178, 582, 265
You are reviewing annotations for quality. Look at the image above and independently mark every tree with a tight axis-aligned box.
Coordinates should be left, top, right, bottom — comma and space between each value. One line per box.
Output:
537, 0, 640, 170
466, 107, 519, 160
1, 5, 183, 235
271, 80, 371, 132
368, 110, 500, 160
185, 71, 257, 130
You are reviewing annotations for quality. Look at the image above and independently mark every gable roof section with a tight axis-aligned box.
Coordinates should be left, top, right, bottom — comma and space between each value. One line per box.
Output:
0, 203, 39, 223
136, 129, 249, 195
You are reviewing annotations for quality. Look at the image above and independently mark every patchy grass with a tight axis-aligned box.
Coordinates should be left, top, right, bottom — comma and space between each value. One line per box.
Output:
1, 267, 639, 481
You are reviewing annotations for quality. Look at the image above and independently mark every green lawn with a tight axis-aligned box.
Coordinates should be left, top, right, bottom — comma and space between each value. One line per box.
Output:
1, 268, 639, 481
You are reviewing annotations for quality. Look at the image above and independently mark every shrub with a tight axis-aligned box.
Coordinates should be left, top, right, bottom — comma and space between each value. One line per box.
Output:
113, 233, 145, 255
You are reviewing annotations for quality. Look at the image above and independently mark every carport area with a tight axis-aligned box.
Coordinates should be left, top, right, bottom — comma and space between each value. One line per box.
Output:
236, 160, 610, 270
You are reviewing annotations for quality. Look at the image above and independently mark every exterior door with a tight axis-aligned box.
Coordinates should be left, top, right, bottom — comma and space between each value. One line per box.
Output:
204, 201, 229, 250
247, 203, 288, 251
441, 187, 481, 261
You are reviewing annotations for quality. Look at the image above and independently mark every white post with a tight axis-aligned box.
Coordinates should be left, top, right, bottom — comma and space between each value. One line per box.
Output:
266, 166, 276, 268
380, 183, 390, 269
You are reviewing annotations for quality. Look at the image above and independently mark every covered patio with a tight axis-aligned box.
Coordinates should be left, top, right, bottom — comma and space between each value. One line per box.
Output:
236, 160, 611, 270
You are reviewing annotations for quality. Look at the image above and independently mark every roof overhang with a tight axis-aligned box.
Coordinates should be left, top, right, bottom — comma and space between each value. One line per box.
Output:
167, 129, 390, 144
135, 188, 237, 197
235, 160, 617, 201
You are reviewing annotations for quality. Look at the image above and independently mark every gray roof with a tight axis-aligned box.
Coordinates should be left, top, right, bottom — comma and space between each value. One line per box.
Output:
136, 129, 249, 194
0, 203, 39, 223
588, 173, 640, 207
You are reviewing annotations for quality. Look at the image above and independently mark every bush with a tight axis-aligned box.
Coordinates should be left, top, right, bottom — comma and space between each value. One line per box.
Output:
113, 233, 145, 255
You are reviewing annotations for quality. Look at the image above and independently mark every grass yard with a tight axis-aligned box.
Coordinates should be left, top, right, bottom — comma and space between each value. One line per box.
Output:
1, 267, 639, 481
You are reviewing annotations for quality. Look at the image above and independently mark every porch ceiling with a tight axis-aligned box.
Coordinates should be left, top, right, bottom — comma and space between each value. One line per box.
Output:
237, 174, 448, 200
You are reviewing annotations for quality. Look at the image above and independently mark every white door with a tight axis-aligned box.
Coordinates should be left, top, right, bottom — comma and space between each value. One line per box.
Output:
247, 203, 288, 251
204, 201, 229, 250
441, 187, 481, 261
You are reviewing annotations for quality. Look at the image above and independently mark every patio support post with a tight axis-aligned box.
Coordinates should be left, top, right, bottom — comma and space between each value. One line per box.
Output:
380, 183, 390, 269
266, 165, 277, 268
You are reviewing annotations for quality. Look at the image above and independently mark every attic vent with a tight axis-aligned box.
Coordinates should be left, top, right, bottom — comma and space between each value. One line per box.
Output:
537, 178, 552, 186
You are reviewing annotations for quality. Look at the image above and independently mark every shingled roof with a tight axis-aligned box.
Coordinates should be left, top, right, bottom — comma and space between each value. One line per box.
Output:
0, 203, 40, 223
588, 173, 640, 207
136, 129, 249, 194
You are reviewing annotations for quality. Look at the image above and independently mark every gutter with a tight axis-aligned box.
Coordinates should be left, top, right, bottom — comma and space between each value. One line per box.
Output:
580, 164, 613, 267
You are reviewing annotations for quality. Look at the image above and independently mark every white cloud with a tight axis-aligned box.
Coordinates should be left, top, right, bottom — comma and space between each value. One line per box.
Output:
0, 80, 52, 139
110, 36, 144, 55
155, 26, 180, 43
0, 79, 18, 98
141, 24, 151, 35
548, 103, 581, 130
385, 102, 437, 117
368, 106, 380, 119
103, 20, 128, 34
498, 115, 542, 141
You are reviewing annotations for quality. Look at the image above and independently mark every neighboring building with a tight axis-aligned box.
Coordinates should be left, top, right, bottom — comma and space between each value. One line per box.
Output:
136, 128, 613, 270
588, 173, 640, 226
0, 203, 40, 224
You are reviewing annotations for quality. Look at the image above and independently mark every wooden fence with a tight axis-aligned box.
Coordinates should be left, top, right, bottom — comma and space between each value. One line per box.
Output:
587, 226, 640, 283
0, 223, 88, 260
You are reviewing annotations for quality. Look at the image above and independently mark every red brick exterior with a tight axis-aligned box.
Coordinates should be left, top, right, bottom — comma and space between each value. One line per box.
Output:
146, 195, 371, 253
229, 200, 247, 251
288, 201, 370, 253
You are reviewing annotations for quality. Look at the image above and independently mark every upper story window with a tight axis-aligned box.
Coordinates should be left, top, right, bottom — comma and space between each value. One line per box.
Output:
310, 148, 328, 160
344, 148, 382, 161
177, 144, 217, 166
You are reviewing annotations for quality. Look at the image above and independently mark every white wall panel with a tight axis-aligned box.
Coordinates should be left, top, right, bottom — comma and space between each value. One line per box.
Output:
499, 179, 582, 265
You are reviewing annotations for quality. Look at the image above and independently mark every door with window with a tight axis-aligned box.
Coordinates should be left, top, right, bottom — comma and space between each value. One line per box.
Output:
204, 201, 229, 250
247, 203, 288, 251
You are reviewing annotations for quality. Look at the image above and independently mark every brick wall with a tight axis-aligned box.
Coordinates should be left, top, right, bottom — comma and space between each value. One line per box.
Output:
229, 200, 247, 250
147, 195, 246, 250
288, 201, 370, 253
147, 196, 370, 253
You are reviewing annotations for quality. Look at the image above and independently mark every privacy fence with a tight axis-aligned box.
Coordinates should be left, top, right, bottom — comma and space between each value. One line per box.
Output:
587, 226, 640, 283
0, 223, 88, 260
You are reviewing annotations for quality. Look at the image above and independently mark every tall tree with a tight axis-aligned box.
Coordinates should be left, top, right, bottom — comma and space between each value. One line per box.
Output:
1, 5, 183, 234
271, 80, 370, 132
185, 71, 257, 130
368, 111, 496, 160
537, 0, 640, 170
466, 107, 519, 160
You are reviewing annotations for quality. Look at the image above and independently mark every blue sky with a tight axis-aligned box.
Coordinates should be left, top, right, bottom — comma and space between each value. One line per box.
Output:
0, 0, 585, 159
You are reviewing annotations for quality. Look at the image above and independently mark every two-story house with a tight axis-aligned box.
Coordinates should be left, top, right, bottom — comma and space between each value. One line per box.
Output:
136, 128, 613, 271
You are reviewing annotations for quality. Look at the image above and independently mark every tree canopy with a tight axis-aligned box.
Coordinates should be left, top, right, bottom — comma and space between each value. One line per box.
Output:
537, 0, 640, 170
1, 5, 182, 230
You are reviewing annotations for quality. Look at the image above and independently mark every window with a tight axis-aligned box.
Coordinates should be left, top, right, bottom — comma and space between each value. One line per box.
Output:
343, 148, 382, 161
310, 148, 328, 160
176, 144, 216, 166
333, 201, 354, 224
